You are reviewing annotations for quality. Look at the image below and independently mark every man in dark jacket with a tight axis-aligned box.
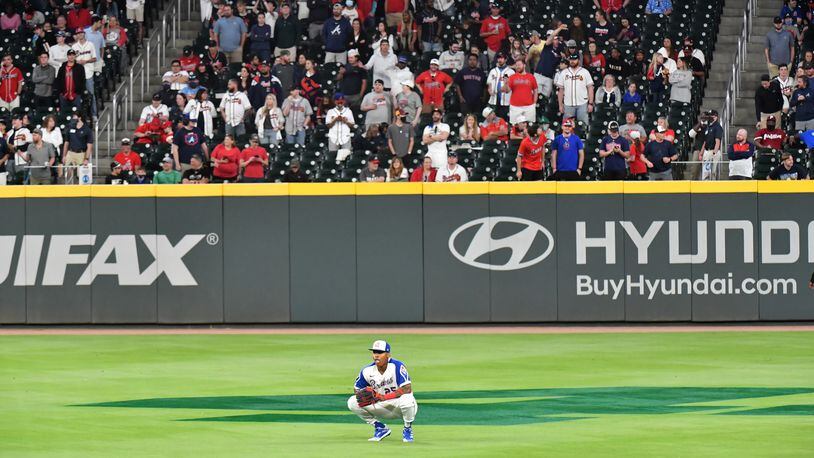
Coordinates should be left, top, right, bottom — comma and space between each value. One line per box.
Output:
790, 75, 814, 131
755, 73, 784, 129
32, 52, 55, 109
55, 50, 86, 115
322, 3, 351, 64
274, 3, 301, 57
281, 158, 310, 182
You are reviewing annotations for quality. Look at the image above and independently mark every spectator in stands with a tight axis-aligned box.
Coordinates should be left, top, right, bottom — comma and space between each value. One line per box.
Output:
755, 73, 784, 129
595, 75, 621, 108
621, 82, 642, 110
104, 16, 129, 72
588, 10, 615, 47
325, 92, 355, 151
210, 133, 241, 182
396, 11, 418, 53
649, 117, 675, 143
516, 123, 546, 181
534, 27, 565, 100
479, 106, 508, 143
170, 118, 209, 171
219, 78, 252, 137
766, 16, 795, 78
643, 125, 677, 180
605, 47, 630, 81
323, 3, 352, 64
126, 0, 145, 46
394, 80, 422, 128
727, 128, 755, 180
385, 0, 409, 28
503, 59, 537, 125
365, 40, 398, 90
386, 109, 413, 158
274, 3, 300, 58
282, 85, 313, 145
0, 54, 24, 111
49, 31, 71, 72
202, 40, 228, 75
85, 15, 105, 75
599, 121, 630, 180
282, 158, 309, 182
422, 108, 450, 168
627, 130, 648, 180
457, 113, 481, 145
594, 0, 631, 15
71, 28, 98, 120
551, 118, 584, 181
616, 16, 640, 45
139, 93, 170, 125
487, 52, 514, 120
248, 12, 273, 61
645, 0, 672, 15
25, 129, 56, 185
56, 50, 85, 115
338, 49, 368, 110
62, 115, 93, 181
774, 64, 794, 111
32, 53, 55, 110
0, 3, 21, 31
154, 157, 182, 184
113, 138, 141, 172
359, 156, 386, 182
346, 20, 369, 62
387, 56, 414, 97
455, 53, 486, 116
238, 134, 269, 182
361, 79, 392, 127
697, 109, 723, 180
415, 58, 452, 114
417, 0, 443, 56
768, 152, 809, 180
647, 52, 672, 102
255, 94, 284, 146
97, 0, 120, 20
668, 57, 693, 105
249, 60, 283, 109
213, 4, 248, 63
630, 49, 648, 76
436, 150, 468, 182
162, 60, 190, 105
556, 53, 593, 125
170, 93, 190, 127
68, 0, 92, 30
583, 42, 606, 77
410, 155, 436, 181
386, 156, 408, 181
273, 51, 300, 100
182, 154, 212, 184
754, 115, 787, 150
129, 165, 152, 184
790, 75, 814, 131
307, 0, 332, 40
480, 3, 510, 62
41, 115, 63, 154
438, 42, 465, 73
371, 20, 396, 51
6, 115, 31, 177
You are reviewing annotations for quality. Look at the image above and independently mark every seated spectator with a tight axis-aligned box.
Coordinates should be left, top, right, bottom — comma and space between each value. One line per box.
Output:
139, 93, 170, 124
396, 11, 418, 53
588, 10, 615, 47
113, 138, 141, 172
605, 47, 630, 81
727, 128, 755, 180
630, 49, 648, 76
646, 0, 673, 15
182, 154, 211, 184
458, 114, 481, 145
479, 107, 509, 143
669, 57, 693, 104
153, 157, 183, 184
595, 75, 621, 108
438, 42, 465, 73
106, 161, 127, 184
239, 134, 269, 183
583, 42, 606, 77
281, 158, 310, 182
621, 82, 643, 109
768, 152, 809, 180
753, 115, 787, 150
616, 17, 640, 45
1, 3, 23, 31
359, 156, 386, 182
593, 0, 628, 15
569, 15, 587, 43
410, 155, 437, 182
509, 36, 527, 65
387, 110, 414, 158
129, 165, 152, 184
386, 156, 409, 181
436, 151, 468, 182
648, 117, 676, 143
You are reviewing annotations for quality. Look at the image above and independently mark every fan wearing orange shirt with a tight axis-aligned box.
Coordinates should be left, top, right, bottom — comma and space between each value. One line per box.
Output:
112, 138, 142, 171
502, 60, 538, 125
516, 123, 547, 181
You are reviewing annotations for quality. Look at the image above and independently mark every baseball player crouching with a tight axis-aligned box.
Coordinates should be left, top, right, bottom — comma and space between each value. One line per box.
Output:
347, 340, 418, 442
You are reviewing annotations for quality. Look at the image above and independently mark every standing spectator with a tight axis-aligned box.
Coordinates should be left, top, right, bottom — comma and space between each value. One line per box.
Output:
534, 27, 565, 100
438, 42, 465, 73
414, 59, 453, 113
396, 11, 418, 53
436, 151, 468, 182
0, 54, 24, 111
182, 154, 212, 184
755, 73, 784, 129
338, 49, 368, 110
67, 1, 93, 30
410, 155, 437, 181
365, 40, 398, 89
325, 93, 356, 152
486, 52, 514, 120
249, 60, 283, 109
386, 156, 409, 181
627, 130, 648, 180
599, 121, 630, 180
41, 116, 63, 156
0, 3, 21, 31
677, 38, 705, 79
416, 0, 443, 56
213, 5, 248, 64
370, 20, 396, 51
645, 0, 672, 15
112, 138, 141, 172
84, 16, 105, 77
210, 134, 241, 182
248, 12, 273, 61
171, 118, 208, 171
385, 0, 409, 28
644, 125, 678, 180
219, 78, 252, 138
49, 32, 71, 72
71, 28, 98, 120
503, 60, 537, 125
479, 106, 509, 142
775, 64, 794, 111
479, 3, 510, 62
595, 74, 621, 108
6, 115, 31, 177
422, 108, 450, 168
669, 57, 693, 105
25, 129, 56, 185
346, 19, 370, 62
387, 56, 414, 97
323, 3, 352, 64
282, 86, 313, 145
753, 115, 787, 150
455, 53, 487, 116
551, 118, 584, 181
32, 53, 55, 109
594, 0, 631, 15
126, 0, 145, 46
56, 50, 86, 115
184, 89, 217, 140
202, 41, 229, 75
274, 3, 300, 58
515, 123, 546, 181
556, 54, 594, 125
272, 51, 298, 101
394, 80, 422, 128
768, 152, 809, 180
239, 134, 269, 182
790, 75, 814, 131
61, 115, 93, 181
698, 109, 723, 180
154, 157, 182, 184
359, 157, 387, 182
765, 16, 794, 78
387, 109, 414, 158
255, 94, 285, 146
727, 128, 755, 180
361, 79, 392, 127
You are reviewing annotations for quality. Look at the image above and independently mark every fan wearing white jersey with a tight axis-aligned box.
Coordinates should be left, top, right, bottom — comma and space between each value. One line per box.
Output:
347, 340, 417, 443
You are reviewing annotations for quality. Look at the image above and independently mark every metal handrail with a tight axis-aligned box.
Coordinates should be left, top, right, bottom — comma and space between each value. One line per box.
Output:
721, 0, 755, 151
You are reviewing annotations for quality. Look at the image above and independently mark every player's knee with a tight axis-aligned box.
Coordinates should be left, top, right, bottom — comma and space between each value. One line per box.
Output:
347, 395, 359, 411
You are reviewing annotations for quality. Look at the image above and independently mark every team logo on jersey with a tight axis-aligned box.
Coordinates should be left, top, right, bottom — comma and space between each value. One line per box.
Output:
448, 217, 554, 271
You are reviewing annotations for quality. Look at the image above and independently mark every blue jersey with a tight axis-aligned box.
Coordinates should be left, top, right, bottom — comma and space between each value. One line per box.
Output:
354, 358, 411, 396
552, 133, 584, 171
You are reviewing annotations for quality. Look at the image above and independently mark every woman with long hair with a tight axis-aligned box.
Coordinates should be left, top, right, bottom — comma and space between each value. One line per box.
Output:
458, 114, 481, 145
254, 93, 285, 145
583, 41, 606, 76
184, 89, 217, 139
371, 20, 396, 54
300, 59, 322, 123
347, 18, 370, 62
387, 156, 409, 181
626, 131, 648, 180
210, 133, 241, 183
396, 10, 418, 53
169, 93, 188, 128
569, 15, 587, 43
647, 52, 669, 102
509, 36, 527, 65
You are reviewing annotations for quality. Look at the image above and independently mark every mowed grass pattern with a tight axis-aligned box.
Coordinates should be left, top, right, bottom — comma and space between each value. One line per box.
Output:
1, 332, 813, 457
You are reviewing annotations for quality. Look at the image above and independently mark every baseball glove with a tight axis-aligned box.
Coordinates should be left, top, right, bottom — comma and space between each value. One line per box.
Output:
355, 387, 377, 407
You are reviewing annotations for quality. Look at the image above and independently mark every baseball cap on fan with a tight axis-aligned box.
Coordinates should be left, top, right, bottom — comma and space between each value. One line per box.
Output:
369, 340, 391, 353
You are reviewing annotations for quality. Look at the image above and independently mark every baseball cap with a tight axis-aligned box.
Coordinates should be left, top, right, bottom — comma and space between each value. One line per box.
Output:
334, 92, 345, 100
496, 52, 506, 59
530, 30, 541, 37
401, 80, 414, 88
75, 27, 85, 34
347, 49, 359, 58
333, 2, 342, 8
568, 53, 580, 60
162, 156, 174, 164
111, 161, 122, 170
656, 125, 667, 133
774, 16, 783, 24
121, 138, 131, 145
562, 118, 575, 127
369, 340, 390, 352
398, 55, 409, 64
431, 107, 443, 115
489, 2, 500, 8
249, 133, 260, 142
566, 39, 577, 47
32, 128, 42, 135
208, 39, 218, 47
761, 74, 771, 82
629, 130, 641, 139
279, 49, 291, 56
56, 30, 66, 37
514, 114, 528, 124
482, 106, 494, 117
447, 151, 458, 157
608, 121, 619, 131
66, 49, 76, 55
430, 58, 440, 66
369, 157, 380, 164
259, 59, 270, 66
152, 93, 162, 101
767, 115, 777, 121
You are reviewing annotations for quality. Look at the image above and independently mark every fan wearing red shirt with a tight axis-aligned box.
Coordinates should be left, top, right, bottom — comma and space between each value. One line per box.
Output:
415, 59, 453, 111
179, 47, 201, 73
0, 54, 24, 110
133, 115, 172, 145
594, 0, 627, 14
753, 116, 786, 150
210, 134, 241, 182
627, 131, 648, 179
66, 2, 92, 30
516, 123, 547, 181
480, 4, 511, 60
479, 106, 509, 142
239, 134, 269, 182
112, 138, 142, 171
409, 155, 438, 182
502, 60, 537, 125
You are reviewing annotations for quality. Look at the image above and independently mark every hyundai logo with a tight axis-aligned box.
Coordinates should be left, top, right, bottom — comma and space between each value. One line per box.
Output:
448, 217, 554, 271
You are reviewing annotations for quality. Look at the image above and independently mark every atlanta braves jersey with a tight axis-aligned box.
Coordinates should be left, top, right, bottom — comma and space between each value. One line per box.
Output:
555, 66, 593, 107
354, 358, 411, 396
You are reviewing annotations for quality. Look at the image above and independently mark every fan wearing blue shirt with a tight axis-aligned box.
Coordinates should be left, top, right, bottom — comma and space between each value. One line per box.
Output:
551, 118, 585, 180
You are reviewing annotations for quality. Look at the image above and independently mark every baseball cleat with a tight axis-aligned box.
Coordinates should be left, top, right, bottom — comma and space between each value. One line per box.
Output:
369, 427, 391, 441
402, 426, 413, 442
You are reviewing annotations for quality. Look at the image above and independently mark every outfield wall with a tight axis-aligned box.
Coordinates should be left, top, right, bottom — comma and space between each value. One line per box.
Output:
1, 182, 813, 324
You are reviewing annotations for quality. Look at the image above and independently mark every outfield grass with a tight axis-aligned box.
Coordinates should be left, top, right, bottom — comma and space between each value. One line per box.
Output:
1, 332, 813, 457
